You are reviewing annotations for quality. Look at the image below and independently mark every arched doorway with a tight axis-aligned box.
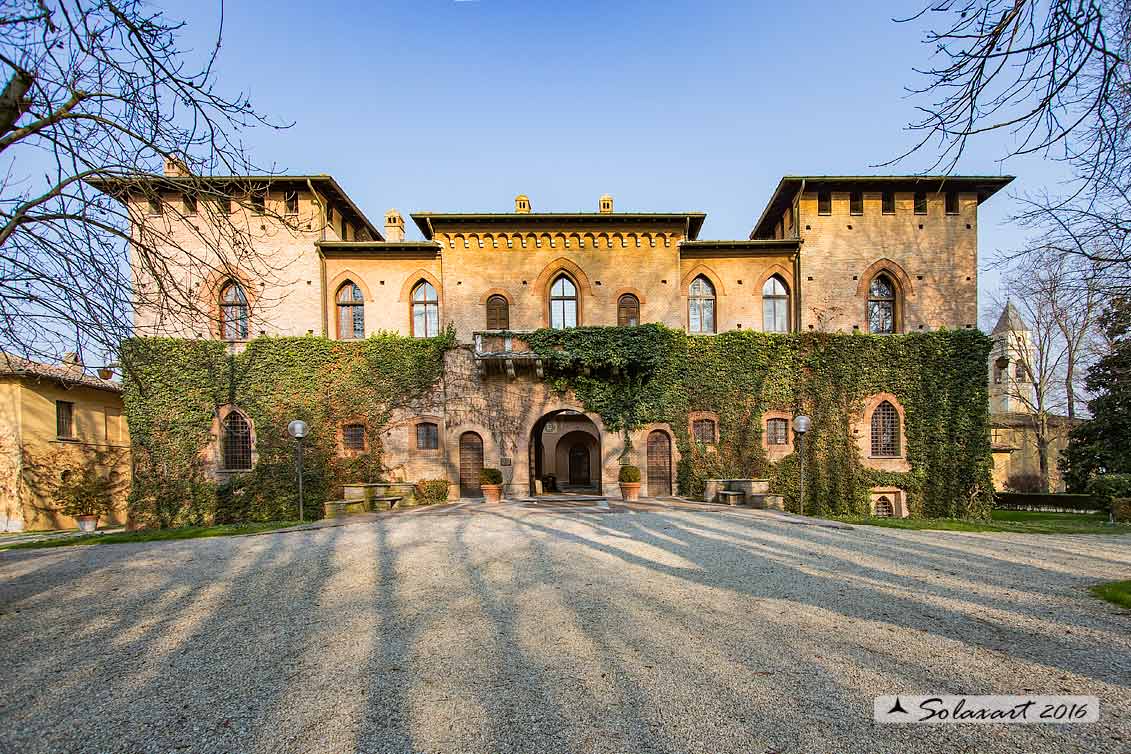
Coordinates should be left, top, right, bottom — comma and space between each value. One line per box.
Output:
529, 410, 601, 495
459, 432, 484, 498
647, 430, 672, 496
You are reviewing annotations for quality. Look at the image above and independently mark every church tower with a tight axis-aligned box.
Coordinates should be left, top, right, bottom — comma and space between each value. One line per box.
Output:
989, 302, 1035, 414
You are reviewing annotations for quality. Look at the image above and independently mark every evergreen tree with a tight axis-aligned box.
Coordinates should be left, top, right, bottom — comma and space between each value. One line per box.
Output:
1062, 297, 1131, 490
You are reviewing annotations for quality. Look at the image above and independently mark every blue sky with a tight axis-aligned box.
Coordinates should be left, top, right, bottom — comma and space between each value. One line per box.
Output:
182, 0, 1069, 321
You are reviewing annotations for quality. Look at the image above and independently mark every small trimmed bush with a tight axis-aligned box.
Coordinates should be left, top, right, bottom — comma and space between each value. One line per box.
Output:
618, 465, 641, 483
55, 468, 115, 519
415, 479, 449, 505
479, 468, 503, 485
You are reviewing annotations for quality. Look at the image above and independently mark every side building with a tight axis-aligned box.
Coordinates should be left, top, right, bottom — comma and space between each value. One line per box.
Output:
0, 354, 130, 531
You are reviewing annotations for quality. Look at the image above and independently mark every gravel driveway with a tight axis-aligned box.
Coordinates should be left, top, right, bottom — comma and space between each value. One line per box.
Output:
1, 503, 1129, 754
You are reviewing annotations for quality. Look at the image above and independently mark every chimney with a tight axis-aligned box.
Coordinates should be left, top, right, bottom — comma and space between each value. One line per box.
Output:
599, 194, 614, 213
515, 194, 531, 214
384, 209, 405, 242
163, 156, 189, 177
61, 352, 83, 373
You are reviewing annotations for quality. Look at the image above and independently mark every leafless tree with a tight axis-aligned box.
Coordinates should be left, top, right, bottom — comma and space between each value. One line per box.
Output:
897, 0, 1131, 292
0, 0, 296, 370
992, 255, 1102, 489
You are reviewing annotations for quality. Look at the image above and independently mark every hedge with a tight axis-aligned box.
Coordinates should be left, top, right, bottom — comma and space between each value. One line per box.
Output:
992, 492, 1106, 513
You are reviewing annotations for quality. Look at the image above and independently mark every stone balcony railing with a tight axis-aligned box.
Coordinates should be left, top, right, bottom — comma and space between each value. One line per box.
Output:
472, 332, 543, 379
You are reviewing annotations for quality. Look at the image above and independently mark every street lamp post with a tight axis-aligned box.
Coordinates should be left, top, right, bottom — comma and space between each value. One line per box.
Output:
792, 415, 811, 515
287, 419, 309, 522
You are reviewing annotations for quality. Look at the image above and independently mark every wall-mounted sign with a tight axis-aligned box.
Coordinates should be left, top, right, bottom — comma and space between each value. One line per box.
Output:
543, 422, 558, 434
500, 457, 512, 467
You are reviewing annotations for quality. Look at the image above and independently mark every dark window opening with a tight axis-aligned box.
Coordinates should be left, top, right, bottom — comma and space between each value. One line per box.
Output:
882, 191, 895, 214
870, 401, 900, 457
692, 418, 717, 445
766, 418, 789, 445
817, 191, 832, 215
914, 192, 927, 215
183, 193, 197, 215
342, 423, 366, 451
945, 191, 959, 215
850, 191, 863, 215
285, 191, 299, 215
416, 422, 439, 450
56, 401, 75, 439
222, 411, 253, 470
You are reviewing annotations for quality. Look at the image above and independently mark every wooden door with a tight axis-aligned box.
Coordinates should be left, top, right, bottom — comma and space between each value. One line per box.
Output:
647, 431, 672, 496
568, 444, 590, 485
459, 432, 483, 497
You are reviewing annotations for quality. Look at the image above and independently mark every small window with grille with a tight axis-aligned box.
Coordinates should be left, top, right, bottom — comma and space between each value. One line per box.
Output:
766, 418, 789, 445
692, 418, 717, 445
416, 422, 439, 450
870, 401, 900, 457
342, 423, 366, 451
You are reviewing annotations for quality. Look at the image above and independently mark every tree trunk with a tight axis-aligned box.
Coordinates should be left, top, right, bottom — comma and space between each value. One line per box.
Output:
1036, 432, 1051, 494
1065, 347, 1076, 419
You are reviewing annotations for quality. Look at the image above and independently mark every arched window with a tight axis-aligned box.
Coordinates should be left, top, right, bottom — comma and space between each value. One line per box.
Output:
617, 294, 640, 326
870, 400, 900, 457
485, 295, 509, 330
688, 276, 715, 334
873, 495, 894, 517
411, 281, 439, 337
221, 410, 253, 471
549, 275, 578, 329
867, 274, 897, 334
766, 417, 789, 445
336, 281, 364, 340
219, 281, 249, 340
762, 276, 789, 333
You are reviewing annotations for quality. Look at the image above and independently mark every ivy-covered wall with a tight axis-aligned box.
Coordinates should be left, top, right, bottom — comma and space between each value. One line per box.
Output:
515, 325, 993, 518
120, 332, 451, 527
121, 324, 992, 525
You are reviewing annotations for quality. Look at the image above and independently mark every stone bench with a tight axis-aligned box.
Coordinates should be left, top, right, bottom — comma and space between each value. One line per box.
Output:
717, 491, 745, 506
704, 478, 770, 505
323, 495, 402, 518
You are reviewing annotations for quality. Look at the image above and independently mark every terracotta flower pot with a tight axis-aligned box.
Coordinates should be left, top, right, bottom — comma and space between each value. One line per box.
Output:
620, 482, 641, 502
75, 514, 98, 533
481, 484, 504, 503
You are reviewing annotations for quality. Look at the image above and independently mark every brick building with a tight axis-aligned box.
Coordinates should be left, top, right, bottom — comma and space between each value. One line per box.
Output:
99, 166, 1011, 501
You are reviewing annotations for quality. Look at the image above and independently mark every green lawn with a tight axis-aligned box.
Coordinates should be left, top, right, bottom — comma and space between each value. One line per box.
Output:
0, 521, 301, 551
1091, 580, 1131, 609
831, 509, 1130, 535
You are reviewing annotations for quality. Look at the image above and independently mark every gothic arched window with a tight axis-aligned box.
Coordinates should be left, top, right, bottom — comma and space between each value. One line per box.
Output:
219, 281, 249, 340
485, 295, 509, 330
762, 275, 789, 333
617, 294, 640, 326
336, 281, 364, 339
411, 281, 439, 337
688, 276, 716, 334
867, 274, 897, 334
221, 410, 253, 470
549, 275, 578, 329
870, 400, 900, 457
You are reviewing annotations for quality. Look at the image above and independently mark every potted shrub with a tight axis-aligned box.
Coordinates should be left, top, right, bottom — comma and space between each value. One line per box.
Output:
55, 468, 114, 533
619, 465, 642, 501
479, 468, 504, 503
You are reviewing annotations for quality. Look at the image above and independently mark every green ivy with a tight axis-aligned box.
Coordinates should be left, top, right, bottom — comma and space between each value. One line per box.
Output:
121, 330, 453, 526
513, 324, 993, 518
123, 323, 992, 523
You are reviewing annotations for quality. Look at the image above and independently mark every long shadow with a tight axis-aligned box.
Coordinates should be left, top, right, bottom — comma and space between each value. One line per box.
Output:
489, 507, 1131, 689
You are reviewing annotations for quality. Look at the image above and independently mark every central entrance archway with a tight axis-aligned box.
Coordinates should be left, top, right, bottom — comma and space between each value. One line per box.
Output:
529, 410, 601, 495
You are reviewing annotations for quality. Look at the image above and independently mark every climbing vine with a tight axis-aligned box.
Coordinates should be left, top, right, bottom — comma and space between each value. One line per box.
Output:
121, 330, 453, 526
515, 324, 993, 518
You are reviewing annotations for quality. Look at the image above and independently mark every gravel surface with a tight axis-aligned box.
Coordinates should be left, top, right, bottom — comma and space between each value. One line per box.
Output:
1, 503, 1129, 754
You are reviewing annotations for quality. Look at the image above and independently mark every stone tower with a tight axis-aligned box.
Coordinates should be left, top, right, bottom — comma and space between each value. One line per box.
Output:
989, 301, 1035, 414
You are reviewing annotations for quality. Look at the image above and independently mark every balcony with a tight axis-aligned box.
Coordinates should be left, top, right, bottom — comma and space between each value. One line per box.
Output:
472, 332, 543, 380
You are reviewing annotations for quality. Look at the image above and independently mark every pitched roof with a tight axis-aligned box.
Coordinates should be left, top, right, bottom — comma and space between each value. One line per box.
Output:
0, 352, 122, 393
991, 302, 1027, 335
